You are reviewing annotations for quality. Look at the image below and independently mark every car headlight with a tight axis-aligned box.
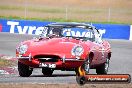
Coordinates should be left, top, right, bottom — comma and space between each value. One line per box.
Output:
71, 45, 84, 57
18, 44, 28, 55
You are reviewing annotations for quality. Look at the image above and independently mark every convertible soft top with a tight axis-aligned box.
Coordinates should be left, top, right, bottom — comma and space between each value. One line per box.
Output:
47, 22, 95, 29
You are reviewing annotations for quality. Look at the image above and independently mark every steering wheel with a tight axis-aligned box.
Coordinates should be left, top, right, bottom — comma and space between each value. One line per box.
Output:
48, 34, 59, 38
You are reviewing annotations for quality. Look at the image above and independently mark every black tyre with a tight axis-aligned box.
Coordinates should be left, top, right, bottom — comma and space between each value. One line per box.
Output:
96, 58, 109, 74
76, 76, 86, 85
75, 58, 90, 76
42, 68, 53, 76
18, 61, 33, 77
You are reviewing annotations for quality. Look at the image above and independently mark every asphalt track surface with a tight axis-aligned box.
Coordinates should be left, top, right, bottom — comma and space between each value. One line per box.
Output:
0, 32, 132, 83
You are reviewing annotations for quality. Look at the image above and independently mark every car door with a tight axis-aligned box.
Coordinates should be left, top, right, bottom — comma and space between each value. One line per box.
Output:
98, 43, 106, 64
89, 42, 101, 65
102, 40, 111, 62
93, 42, 105, 65
93, 29, 106, 64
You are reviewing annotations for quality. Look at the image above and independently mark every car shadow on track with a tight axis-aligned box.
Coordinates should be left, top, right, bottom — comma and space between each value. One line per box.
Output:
30, 74, 76, 77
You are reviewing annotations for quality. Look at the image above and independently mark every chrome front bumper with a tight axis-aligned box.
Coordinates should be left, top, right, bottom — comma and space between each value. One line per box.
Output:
17, 54, 85, 62
17, 53, 32, 61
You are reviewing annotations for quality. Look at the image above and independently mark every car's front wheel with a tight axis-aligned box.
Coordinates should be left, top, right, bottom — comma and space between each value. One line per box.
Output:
75, 58, 90, 76
42, 68, 53, 76
83, 59, 90, 74
96, 57, 109, 74
18, 61, 33, 77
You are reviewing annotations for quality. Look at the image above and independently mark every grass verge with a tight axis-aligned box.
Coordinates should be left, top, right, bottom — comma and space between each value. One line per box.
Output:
0, 58, 17, 68
0, 15, 128, 24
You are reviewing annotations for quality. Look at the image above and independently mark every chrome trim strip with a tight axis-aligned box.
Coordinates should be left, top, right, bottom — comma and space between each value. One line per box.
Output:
16, 57, 29, 59
17, 56, 84, 62
64, 59, 84, 61
62, 55, 65, 63
29, 53, 32, 61
17, 53, 32, 61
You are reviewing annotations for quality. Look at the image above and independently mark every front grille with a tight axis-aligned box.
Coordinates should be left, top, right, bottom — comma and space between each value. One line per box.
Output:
34, 55, 61, 62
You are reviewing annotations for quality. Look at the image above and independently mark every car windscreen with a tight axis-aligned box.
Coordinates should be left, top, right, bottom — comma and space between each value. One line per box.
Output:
62, 27, 95, 41
39, 26, 95, 41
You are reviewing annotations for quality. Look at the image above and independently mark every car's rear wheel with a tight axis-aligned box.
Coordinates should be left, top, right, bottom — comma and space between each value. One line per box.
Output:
42, 68, 53, 76
96, 57, 109, 74
18, 61, 33, 77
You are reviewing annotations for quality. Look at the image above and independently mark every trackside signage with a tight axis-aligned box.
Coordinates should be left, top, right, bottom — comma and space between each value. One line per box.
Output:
93, 24, 130, 40
7, 21, 47, 35
62, 28, 106, 40
0, 19, 131, 40
0, 19, 52, 35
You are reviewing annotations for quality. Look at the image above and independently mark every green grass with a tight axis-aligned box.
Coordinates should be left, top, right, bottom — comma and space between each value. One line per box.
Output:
0, 0, 132, 24
0, 5, 24, 10
0, 5, 131, 24
0, 15, 129, 24
0, 5, 65, 13
0, 58, 17, 68
0, 5, 102, 14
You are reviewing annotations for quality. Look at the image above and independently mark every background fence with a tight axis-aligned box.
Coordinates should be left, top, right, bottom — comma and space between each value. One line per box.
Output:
0, 0, 132, 24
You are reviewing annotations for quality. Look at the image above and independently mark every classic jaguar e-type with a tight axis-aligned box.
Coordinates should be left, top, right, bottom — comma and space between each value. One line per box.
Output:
16, 23, 111, 77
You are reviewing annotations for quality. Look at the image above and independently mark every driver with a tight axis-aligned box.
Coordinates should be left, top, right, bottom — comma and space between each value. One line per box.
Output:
48, 27, 62, 38
52, 28, 60, 36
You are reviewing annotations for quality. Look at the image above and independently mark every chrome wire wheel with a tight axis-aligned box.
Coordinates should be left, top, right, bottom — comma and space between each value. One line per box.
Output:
104, 58, 109, 73
75, 57, 90, 76
96, 56, 110, 74
84, 59, 90, 74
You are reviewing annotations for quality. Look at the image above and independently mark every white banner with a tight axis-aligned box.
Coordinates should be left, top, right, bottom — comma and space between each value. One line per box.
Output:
129, 25, 132, 40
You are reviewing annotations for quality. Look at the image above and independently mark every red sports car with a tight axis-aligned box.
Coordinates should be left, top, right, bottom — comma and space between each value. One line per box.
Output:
16, 23, 111, 77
